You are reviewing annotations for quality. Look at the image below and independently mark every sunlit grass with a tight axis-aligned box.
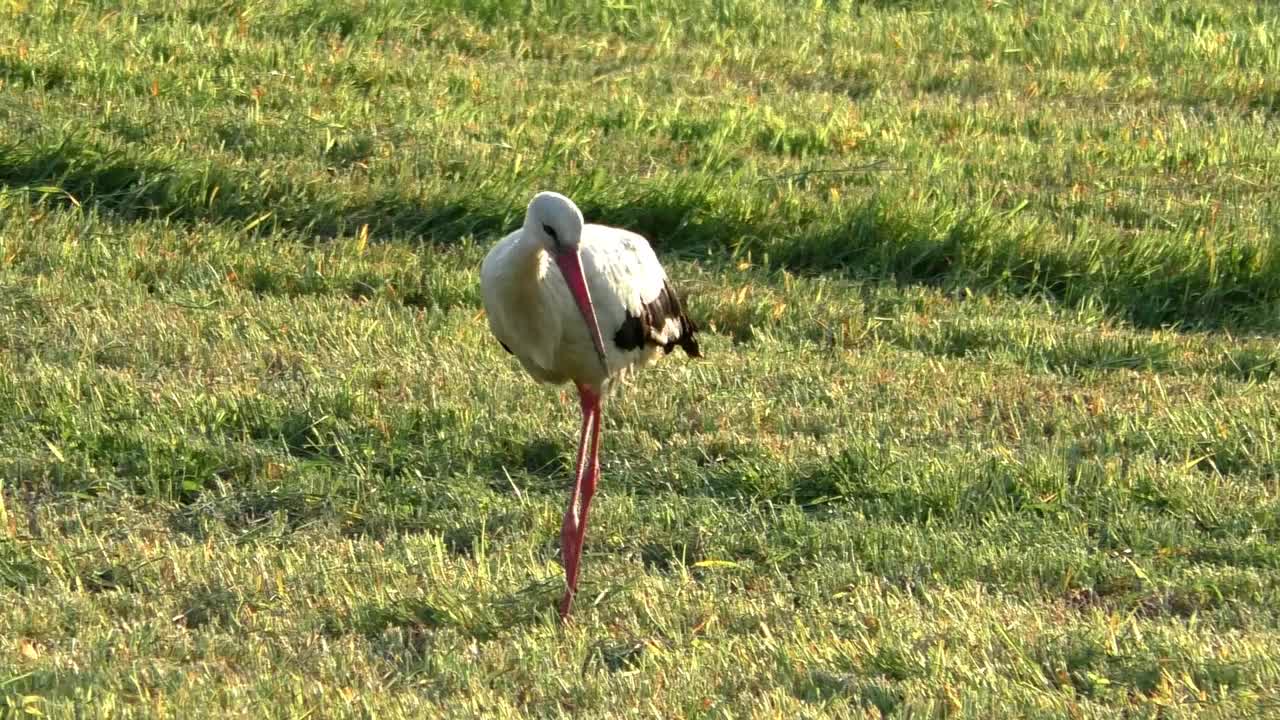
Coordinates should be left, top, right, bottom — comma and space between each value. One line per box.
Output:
2, 0, 1279, 717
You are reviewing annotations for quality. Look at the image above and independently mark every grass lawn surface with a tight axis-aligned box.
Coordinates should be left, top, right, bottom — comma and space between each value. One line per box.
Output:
2, 1, 1279, 717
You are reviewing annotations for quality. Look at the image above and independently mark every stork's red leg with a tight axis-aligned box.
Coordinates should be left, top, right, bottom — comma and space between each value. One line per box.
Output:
574, 391, 603, 552
559, 383, 601, 620
559, 395, 593, 610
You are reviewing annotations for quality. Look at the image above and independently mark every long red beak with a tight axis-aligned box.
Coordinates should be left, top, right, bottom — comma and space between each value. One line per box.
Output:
555, 251, 609, 376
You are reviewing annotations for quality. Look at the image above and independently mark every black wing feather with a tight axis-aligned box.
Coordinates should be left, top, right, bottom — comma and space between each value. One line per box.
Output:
613, 280, 701, 357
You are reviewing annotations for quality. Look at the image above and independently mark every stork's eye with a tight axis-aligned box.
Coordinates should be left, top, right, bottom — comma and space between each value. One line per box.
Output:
542, 223, 559, 245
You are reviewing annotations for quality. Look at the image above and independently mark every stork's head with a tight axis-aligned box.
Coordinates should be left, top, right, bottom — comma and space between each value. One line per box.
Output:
526, 191, 585, 253
524, 191, 609, 377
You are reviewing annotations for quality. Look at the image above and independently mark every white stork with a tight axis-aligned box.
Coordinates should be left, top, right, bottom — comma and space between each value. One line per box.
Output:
480, 191, 701, 619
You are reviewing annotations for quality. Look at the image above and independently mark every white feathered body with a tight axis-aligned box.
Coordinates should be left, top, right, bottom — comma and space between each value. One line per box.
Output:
480, 223, 698, 390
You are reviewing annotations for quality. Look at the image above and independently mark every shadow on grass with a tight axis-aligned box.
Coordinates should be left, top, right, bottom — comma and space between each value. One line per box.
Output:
3, 136, 1278, 332
797, 670, 903, 714
0, 136, 513, 241
0, 540, 46, 591
484, 438, 569, 496
0, 55, 70, 91
334, 578, 560, 644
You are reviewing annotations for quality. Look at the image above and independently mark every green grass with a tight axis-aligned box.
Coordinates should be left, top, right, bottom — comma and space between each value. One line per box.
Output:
2, 0, 1279, 716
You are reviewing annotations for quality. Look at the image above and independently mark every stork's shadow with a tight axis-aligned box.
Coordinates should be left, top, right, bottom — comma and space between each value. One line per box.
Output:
345, 576, 564, 645
485, 438, 571, 496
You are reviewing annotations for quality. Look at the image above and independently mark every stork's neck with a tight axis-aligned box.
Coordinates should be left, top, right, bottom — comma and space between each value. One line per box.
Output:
515, 225, 551, 268
497, 227, 553, 300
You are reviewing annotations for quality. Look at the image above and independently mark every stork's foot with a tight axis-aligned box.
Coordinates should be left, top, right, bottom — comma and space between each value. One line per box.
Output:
559, 514, 581, 621
558, 589, 575, 622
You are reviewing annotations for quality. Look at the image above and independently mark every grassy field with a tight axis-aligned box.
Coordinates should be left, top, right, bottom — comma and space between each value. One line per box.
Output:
2, 0, 1279, 716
